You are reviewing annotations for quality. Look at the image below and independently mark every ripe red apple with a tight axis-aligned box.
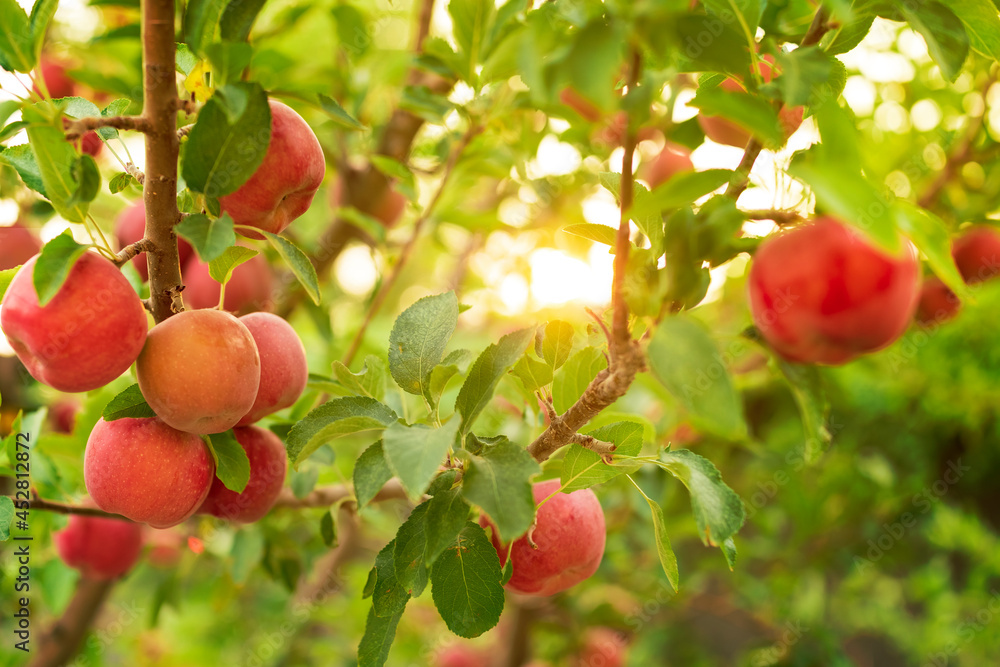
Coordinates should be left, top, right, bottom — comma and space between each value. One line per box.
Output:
747, 217, 921, 365
914, 277, 960, 327
1, 252, 148, 392
481, 479, 606, 597
236, 313, 307, 425
182, 253, 274, 314
136, 309, 260, 434
48, 399, 80, 434
698, 55, 804, 148
84, 417, 215, 528
331, 177, 407, 228
641, 142, 694, 189
951, 226, 1000, 284
219, 100, 326, 239
115, 200, 194, 281
54, 514, 144, 579
35, 60, 76, 99
198, 426, 287, 523
0, 224, 41, 270
573, 628, 628, 667
433, 644, 490, 667
79, 130, 102, 157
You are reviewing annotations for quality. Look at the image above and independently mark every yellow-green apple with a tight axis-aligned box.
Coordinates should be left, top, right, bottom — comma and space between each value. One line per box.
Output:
951, 226, 1000, 284
84, 417, 215, 528
0, 224, 41, 270
698, 55, 804, 148
748, 217, 920, 365
54, 514, 144, 579
235, 313, 307, 425
136, 309, 260, 434
115, 200, 193, 280
219, 100, 326, 239
641, 142, 694, 189
181, 253, 274, 314
1, 252, 148, 392
481, 478, 606, 596
197, 426, 287, 522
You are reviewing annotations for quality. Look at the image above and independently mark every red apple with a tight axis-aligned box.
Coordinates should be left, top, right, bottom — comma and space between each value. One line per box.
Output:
236, 313, 307, 425
84, 417, 215, 528
80, 131, 102, 157
54, 514, 144, 579
1, 252, 148, 392
481, 479, 606, 597
115, 200, 194, 281
641, 142, 694, 189
219, 100, 326, 239
951, 226, 1000, 284
35, 60, 76, 99
433, 644, 491, 667
331, 177, 407, 229
698, 55, 804, 149
198, 426, 287, 522
573, 628, 628, 667
136, 309, 260, 434
48, 399, 80, 434
182, 253, 274, 314
0, 224, 41, 270
747, 217, 921, 365
914, 277, 960, 326
145, 527, 186, 568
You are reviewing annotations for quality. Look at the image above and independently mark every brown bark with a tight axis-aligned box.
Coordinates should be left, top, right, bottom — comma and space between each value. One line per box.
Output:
29, 578, 115, 667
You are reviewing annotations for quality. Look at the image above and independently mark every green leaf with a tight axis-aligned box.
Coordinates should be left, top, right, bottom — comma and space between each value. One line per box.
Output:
428, 349, 471, 408
637, 169, 733, 215
28, 0, 57, 68
658, 449, 746, 546
369, 155, 417, 202
103, 384, 156, 421
181, 82, 271, 197
722, 536, 737, 570
175, 42, 198, 75
552, 346, 607, 415
176, 212, 236, 262
773, 46, 837, 108
462, 437, 540, 541
220, 0, 267, 41
32, 231, 89, 306
22, 106, 90, 222
448, 0, 496, 83
542, 320, 574, 370
455, 328, 533, 434
952, 0, 1000, 62
424, 486, 470, 564
205, 430, 251, 493
510, 354, 553, 393
388, 292, 459, 398
358, 606, 404, 667
560, 421, 644, 492
0, 0, 33, 73
183, 0, 227, 56
824, 3, 877, 55
354, 441, 393, 508
59, 97, 101, 121
259, 230, 321, 305
0, 267, 18, 301
207, 245, 257, 284
894, 201, 969, 298
0, 495, 13, 541
630, 481, 679, 592
287, 396, 397, 466
66, 155, 101, 208
318, 93, 366, 131
900, 1, 969, 82
204, 41, 253, 87
0, 99, 20, 127
393, 501, 430, 596
430, 522, 505, 638
372, 539, 410, 617
108, 171, 138, 194
777, 360, 832, 464
700, 0, 767, 40
0, 144, 46, 196
333, 356, 387, 401
229, 527, 264, 583
647, 315, 747, 441
320, 510, 337, 547
689, 87, 785, 150
670, 14, 752, 76
382, 419, 460, 501
562, 223, 617, 247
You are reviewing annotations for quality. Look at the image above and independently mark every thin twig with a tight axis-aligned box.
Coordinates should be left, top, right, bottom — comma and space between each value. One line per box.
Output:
743, 209, 806, 226
8, 493, 129, 519
63, 115, 151, 140
113, 238, 154, 267
272, 478, 408, 510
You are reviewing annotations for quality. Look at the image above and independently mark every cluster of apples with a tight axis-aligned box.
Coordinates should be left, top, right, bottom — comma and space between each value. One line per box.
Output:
0, 99, 323, 571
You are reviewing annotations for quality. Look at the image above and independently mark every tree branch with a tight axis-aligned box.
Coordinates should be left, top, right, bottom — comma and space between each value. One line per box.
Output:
743, 209, 806, 226
141, 0, 183, 323
7, 492, 130, 519
63, 116, 151, 140
272, 478, 408, 510
29, 578, 115, 667
113, 238, 155, 267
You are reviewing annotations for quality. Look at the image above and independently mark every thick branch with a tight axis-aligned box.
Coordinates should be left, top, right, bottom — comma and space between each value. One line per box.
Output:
29, 578, 115, 667
64, 115, 151, 140
141, 0, 183, 323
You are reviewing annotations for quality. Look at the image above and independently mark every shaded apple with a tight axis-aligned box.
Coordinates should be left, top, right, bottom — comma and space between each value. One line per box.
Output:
198, 426, 287, 522
1, 252, 148, 392
84, 417, 215, 528
236, 313, 307, 425
145, 527, 186, 568
951, 226, 1000, 284
115, 200, 194, 281
748, 217, 920, 365
35, 59, 76, 99
48, 399, 80, 434
641, 142, 694, 189
573, 627, 628, 667
220, 100, 326, 239
136, 309, 260, 434
433, 644, 491, 667
79, 129, 103, 158
54, 514, 144, 579
331, 177, 407, 229
182, 253, 274, 314
914, 277, 960, 327
481, 478, 606, 597
0, 224, 41, 271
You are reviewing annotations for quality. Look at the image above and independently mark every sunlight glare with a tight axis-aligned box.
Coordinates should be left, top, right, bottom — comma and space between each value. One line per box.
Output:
529, 247, 612, 307
334, 245, 379, 296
